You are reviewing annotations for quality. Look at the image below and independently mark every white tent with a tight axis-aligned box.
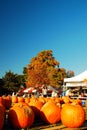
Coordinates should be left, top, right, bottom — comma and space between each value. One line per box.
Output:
64, 70, 87, 87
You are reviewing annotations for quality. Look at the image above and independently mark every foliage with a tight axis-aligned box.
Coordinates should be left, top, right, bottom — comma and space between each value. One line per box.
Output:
67, 70, 74, 78
2, 70, 25, 95
0, 50, 75, 95
26, 50, 67, 88
0, 79, 4, 94
48, 68, 67, 87
23, 67, 27, 80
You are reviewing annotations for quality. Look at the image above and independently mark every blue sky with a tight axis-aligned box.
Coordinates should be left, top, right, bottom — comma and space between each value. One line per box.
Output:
0, 0, 87, 78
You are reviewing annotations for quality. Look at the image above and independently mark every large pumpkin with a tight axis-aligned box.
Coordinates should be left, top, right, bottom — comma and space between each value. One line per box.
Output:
40, 101, 61, 124
61, 104, 85, 128
29, 99, 44, 119
8, 102, 34, 128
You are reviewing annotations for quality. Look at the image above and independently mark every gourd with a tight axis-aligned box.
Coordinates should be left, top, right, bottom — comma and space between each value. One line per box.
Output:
40, 101, 61, 124
8, 102, 34, 128
61, 104, 85, 128
29, 99, 44, 119
12, 95, 18, 103
0, 105, 5, 130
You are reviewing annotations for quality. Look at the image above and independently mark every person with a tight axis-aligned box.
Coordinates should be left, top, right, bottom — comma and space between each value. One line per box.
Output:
35, 88, 40, 98
42, 86, 47, 97
79, 86, 82, 95
12, 92, 15, 96
79, 92, 84, 97
65, 88, 72, 97
51, 90, 57, 97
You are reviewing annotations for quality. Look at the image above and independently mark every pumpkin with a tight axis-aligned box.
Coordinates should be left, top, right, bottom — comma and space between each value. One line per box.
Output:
3, 95, 12, 109
86, 100, 87, 107
0, 105, 5, 130
24, 97, 30, 104
40, 101, 61, 124
29, 100, 44, 119
18, 96, 25, 102
62, 96, 70, 104
54, 97, 61, 104
12, 96, 18, 103
71, 99, 82, 105
12, 102, 28, 108
0, 96, 5, 107
8, 102, 34, 128
38, 96, 46, 104
0, 103, 6, 113
61, 104, 85, 128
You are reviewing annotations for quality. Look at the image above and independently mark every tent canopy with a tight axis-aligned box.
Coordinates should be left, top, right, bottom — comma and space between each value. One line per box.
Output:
64, 70, 87, 87
64, 70, 87, 83
23, 87, 36, 93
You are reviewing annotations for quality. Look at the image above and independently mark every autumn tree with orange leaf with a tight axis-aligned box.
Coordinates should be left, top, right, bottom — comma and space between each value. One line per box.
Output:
26, 50, 67, 89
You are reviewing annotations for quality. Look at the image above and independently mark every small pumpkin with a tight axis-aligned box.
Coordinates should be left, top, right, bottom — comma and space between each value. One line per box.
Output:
8, 102, 34, 128
0, 96, 5, 106
3, 95, 12, 109
40, 101, 61, 124
62, 96, 70, 104
0, 105, 5, 130
61, 104, 85, 128
24, 97, 30, 104
38, 96, 46, 104
18, 96, 25, 102
12, 96, 18, 103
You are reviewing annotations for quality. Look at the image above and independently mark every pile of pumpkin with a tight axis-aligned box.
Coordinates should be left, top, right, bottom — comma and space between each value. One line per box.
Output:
0, 95, 86, 129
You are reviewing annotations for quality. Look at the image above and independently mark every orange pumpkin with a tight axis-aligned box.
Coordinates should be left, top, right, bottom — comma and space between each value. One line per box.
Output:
24, 97, 30, 104
0, 96, 5, 106
40, 101, 61, 124
29, 100, 44, 118
54, 97, 61, 104
86, 100, 87, 107
0, 105, 5, 130
18, 96, 25, 102
61, 104, 85, 128
38, 96, 46, 104
8, 102, 34, 128
12, 102, 29, 108
62, 96, 70, 104
0, 103, 6, 113
12, 96, 18, 103
3, 95, 12, 109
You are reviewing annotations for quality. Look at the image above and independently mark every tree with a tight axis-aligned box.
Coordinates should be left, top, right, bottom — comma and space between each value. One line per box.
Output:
67, 70, 74, 78
2, 70, 25, 94
23, 67, 27, 78
48, 68, 67, 87
26, 50, 67, 88
0, 79, 4, 95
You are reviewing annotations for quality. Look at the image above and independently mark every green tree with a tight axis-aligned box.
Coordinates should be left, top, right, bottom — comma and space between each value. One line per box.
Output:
2, 70, 25, 94
67, 70, 74, 78
23, 67, 27, 81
